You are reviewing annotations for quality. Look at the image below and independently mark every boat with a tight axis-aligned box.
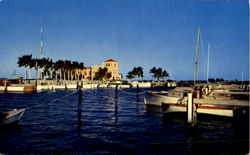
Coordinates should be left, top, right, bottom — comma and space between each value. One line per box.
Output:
108, 80, 131, 88
0, 109, 25, 125
130, 81, 152, 88
144, 88, 235, 117
144, 28, 238, 117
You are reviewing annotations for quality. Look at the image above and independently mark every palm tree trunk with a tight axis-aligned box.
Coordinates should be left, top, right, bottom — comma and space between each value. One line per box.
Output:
36, 68, 38, 80
24, 68, 27, 79
70, 70, 73, 80
77, 69, 80, 80
68, 70, 70, 80
64, 70, 66, 81
40, 68, 42, 80
60, 69, 62, 80
75, 71, 77, 80
50, 70, 52, 79
29, 68, 32, 79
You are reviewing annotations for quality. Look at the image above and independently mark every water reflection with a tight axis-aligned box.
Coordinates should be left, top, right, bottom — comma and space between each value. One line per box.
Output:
77, 89, 82, 137
114, 86, 118, 123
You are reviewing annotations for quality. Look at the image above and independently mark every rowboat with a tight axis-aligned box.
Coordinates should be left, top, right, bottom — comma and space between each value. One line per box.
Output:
0, 109, 25, 125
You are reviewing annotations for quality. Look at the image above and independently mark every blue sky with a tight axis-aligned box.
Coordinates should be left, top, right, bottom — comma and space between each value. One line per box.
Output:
0, 0, 248, 80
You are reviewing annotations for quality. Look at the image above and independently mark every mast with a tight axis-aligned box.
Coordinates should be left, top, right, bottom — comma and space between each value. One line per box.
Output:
40, 20, 44, 58
40, 20, 44, 80
194, 28, 201, 85
207, 43, 210, 83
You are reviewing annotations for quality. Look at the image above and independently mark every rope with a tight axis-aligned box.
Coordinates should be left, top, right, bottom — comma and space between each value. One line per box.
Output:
119, 89, 145, 95
25, 90, 78, 110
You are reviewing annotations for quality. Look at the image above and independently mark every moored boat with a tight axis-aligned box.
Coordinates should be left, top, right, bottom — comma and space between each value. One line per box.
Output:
144, 89, 235, 117
0, 109, 25, 125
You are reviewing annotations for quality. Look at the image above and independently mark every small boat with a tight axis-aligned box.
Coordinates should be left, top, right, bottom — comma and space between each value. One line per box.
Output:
0, 109, 25, 125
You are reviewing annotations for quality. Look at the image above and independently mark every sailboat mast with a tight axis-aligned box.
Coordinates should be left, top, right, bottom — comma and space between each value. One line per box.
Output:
40, 20, 44, 58
207, 43, 210, 83
194, 28, 201, 85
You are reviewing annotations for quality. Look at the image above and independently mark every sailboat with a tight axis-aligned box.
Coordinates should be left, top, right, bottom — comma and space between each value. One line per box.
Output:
144, 28, 243, 117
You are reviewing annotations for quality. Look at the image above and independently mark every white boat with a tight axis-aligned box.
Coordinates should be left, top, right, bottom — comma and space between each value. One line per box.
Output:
0, 109, 25, 125
108, 80, 131, 88
144, 90, 234, 117
130, 81, 152, 88
144, 90, 182, 106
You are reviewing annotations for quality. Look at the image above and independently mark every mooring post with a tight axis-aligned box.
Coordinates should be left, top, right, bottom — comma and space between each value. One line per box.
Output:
115, 85, 119, 94
205, 88, 208, 95
187, 92, 197, 127
78, 85, 82, 105
187, 93, 193, 124
136, 84, 139, 102
65, 81, 67, 90
4, 80, 7, 92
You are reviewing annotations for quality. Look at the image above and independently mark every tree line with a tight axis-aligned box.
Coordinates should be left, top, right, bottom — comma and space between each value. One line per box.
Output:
126, 66, 169, 81
17, 54, 170, 81
17, 54, 85, 80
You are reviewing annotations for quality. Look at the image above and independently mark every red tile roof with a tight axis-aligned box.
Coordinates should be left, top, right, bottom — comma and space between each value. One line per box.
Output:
104, 59, 117, 62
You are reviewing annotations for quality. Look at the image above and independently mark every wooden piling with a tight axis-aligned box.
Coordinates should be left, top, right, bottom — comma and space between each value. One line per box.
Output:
4, 80, 7, 92
187, 93, 193, 124
187, 92, 197, 127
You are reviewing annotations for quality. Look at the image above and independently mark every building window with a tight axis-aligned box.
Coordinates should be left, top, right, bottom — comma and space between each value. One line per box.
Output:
106, 63, 110, 67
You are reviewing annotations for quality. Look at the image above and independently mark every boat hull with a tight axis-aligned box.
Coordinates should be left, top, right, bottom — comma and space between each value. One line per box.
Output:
144, 92, 180, 106
163, 104, 233, 117
0, 109, 25, 125
144, 92, 234, 117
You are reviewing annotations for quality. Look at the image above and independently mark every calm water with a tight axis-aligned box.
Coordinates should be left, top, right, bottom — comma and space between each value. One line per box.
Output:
0, 88, 249, 154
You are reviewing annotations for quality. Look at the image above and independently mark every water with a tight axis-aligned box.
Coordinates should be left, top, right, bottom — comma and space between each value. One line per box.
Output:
0, 88, 249, 154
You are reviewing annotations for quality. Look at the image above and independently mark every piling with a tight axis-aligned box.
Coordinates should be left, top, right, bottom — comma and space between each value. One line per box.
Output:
205, 88, 208, 95
187, 92, 197, 127
77, 85, 82, 134
136, 84, 139, 103
4, 80, 7, 92
78, 88, 82, 105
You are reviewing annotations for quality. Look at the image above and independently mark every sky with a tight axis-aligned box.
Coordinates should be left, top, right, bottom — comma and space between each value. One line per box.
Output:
0, 0, 249, 80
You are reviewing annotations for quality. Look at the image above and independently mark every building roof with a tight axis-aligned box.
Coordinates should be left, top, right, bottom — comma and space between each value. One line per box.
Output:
104, 59, 117, 63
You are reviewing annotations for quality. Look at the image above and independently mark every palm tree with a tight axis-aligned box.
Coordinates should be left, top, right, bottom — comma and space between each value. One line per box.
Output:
32, 58, 39, 80
55, 60, 65, 80
17, 54, 32, 79
37, 58, 47, 79
78, 62, 84, 80
72, 61, 78, 80
136, 66, 144, 80
45, 58, 53, 79
149, 67, 169, 80
126, 66, 144, 80
93, 67, 111, 81
126, 71, 134, 80
64, 60, 72, 80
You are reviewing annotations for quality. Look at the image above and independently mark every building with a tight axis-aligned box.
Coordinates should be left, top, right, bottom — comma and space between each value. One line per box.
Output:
103, 59, 121, 80
79, 59, 121, 80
